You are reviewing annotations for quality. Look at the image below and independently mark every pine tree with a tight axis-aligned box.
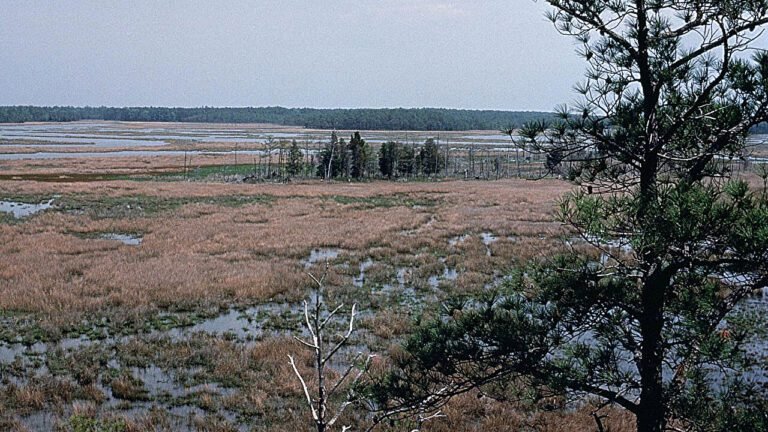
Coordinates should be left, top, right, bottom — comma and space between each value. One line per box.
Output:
287, 139, 303, 176
348, 132, 371, 179
418, 138, 444, 176
374, 2, 768, 431
316, 131, 346, 179
379, 141, 399, 179
397, 145, 416, 178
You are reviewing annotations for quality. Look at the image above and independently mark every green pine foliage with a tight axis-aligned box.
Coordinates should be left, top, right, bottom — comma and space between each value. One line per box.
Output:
286, 139, 303, 176
347, 132, 372, 179
418, 138, 445, 176
373, 2, 768, 431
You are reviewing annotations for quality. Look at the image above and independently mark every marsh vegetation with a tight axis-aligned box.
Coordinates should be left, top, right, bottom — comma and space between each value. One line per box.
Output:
1, 121, 767, 431
0, 154, 591, 430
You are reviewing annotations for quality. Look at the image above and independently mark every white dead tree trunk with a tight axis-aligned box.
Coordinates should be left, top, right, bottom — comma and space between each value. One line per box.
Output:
325, 138, 335, 180
289, 263, 375, 432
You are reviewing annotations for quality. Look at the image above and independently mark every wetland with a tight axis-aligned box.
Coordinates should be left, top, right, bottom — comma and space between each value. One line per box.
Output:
1, 122, 766, 431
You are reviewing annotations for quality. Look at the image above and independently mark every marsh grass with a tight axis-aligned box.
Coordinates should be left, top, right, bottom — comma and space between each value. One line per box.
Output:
108, 372, 149, 402
0, 177, 596, 429
329, 193, 440, 209
423, 392, 636, 432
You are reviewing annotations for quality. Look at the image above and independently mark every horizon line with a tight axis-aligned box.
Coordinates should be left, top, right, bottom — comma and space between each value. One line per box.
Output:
0, 105, 555, 113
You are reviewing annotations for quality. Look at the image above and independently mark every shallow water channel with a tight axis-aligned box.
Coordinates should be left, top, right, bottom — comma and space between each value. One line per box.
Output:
0, 244, 468, 429
0, 121, 614, 160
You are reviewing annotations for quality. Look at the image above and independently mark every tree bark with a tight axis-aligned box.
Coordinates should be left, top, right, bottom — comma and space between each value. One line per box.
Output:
637, 272, 665, 432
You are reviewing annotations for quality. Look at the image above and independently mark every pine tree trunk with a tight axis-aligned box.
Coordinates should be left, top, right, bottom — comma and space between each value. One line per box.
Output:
637, 276, 665, 432
637, 141, 664, 432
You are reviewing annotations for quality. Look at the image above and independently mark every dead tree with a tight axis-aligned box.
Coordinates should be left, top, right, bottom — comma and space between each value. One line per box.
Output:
289, 264, 375, 432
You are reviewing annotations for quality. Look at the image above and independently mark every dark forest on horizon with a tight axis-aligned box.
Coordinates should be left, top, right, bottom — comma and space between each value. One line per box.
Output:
5, 106, 768, 134
0, 106, 556, 131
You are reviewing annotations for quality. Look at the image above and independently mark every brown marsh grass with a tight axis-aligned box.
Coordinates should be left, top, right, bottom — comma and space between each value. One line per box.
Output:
430, 393, 635, 432
0, 178, 571, 328
0, 176, 601, 430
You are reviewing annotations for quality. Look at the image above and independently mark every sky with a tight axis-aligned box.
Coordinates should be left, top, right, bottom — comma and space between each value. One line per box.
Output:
0, 1, 585, 111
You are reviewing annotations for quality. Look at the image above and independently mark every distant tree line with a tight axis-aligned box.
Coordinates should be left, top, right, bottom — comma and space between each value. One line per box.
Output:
0, 106, 555, 131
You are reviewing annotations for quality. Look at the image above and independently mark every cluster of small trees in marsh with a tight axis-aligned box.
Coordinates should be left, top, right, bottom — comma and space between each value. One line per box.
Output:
314, 132, 446, 180
246, 131, 452, 181
243, 124, 614, 181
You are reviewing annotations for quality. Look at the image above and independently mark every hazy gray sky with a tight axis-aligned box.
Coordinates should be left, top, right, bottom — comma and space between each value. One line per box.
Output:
0, 1, 585, 110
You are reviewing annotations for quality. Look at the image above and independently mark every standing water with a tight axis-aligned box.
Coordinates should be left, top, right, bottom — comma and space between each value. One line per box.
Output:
0, 198, 54, 218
